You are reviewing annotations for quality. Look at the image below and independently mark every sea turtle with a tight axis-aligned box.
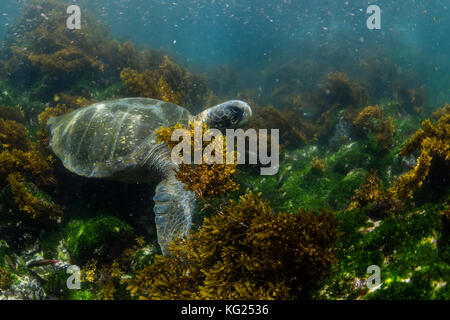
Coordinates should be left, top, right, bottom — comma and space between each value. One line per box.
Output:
47, 98, 252, 255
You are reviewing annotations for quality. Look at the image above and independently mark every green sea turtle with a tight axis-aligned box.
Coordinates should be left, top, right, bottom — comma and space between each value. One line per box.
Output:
47, 98, 252, 255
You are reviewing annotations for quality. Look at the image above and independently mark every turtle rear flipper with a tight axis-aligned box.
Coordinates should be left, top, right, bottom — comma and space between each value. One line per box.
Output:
153, 173, 195, 256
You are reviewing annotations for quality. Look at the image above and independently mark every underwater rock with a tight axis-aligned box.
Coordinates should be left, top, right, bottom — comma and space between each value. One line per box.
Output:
0, 276, 46, 300
330, 117, 352, 149
0, 237, 71, 300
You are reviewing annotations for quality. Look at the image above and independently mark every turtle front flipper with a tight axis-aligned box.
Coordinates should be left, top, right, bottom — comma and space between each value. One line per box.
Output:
153, 173, 195, 256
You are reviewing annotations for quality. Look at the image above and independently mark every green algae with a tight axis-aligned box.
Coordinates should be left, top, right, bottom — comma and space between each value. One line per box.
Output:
324, 203, 450, 299
65, 216, 134, 264
68, 289, 97, 300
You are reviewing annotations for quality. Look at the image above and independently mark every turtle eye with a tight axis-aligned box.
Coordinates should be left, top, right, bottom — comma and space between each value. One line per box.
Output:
228, 105, 243, 123
229, 105, 242, 115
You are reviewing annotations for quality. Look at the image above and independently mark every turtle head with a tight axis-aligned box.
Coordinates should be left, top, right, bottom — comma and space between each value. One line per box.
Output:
199, 100, 252, 130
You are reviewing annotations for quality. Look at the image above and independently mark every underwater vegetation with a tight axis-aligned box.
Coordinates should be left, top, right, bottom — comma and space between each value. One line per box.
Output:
120, 58, 209, 113
348, 170, 402, 220
126, 192, 338, 300
133, 123, 338, 299
349, 106, 449, 209
390, 107, 449, 201
0, 109, 61, 222
352, 105, 396, 152
80, 259, 125, 300
248, 105, 321, 149
313, 72, 369, 113
326, 202, 450, 300
29, 48, 102, 76
0, 118, 31, 153
346, 106, 449, 217
230, 101, 448, 299
0, 105, 25, 123
0, 0, 209, 113
1, 0, 107, 93
62, 217, 141, 300
156, 122, 239, 200
241, 71, 389, 152
6, 172, 62, 220
393, 84, 427, 114
310, 157, 327, 175
0, 266, 12, 290
65, 216, 134, 264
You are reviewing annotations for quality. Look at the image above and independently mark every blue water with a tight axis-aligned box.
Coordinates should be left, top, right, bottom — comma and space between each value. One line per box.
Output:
0, 0, 449, 103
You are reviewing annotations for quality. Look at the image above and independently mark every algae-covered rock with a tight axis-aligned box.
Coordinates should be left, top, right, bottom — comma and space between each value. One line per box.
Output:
326, 203, 450, 300
42, 269, 72, 299
328, 168, 367, 209
65, 216, 134, 264
329, 142, 374, 175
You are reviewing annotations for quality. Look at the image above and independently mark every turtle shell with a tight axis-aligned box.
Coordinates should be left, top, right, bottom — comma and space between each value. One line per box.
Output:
48, 98, 192, 179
